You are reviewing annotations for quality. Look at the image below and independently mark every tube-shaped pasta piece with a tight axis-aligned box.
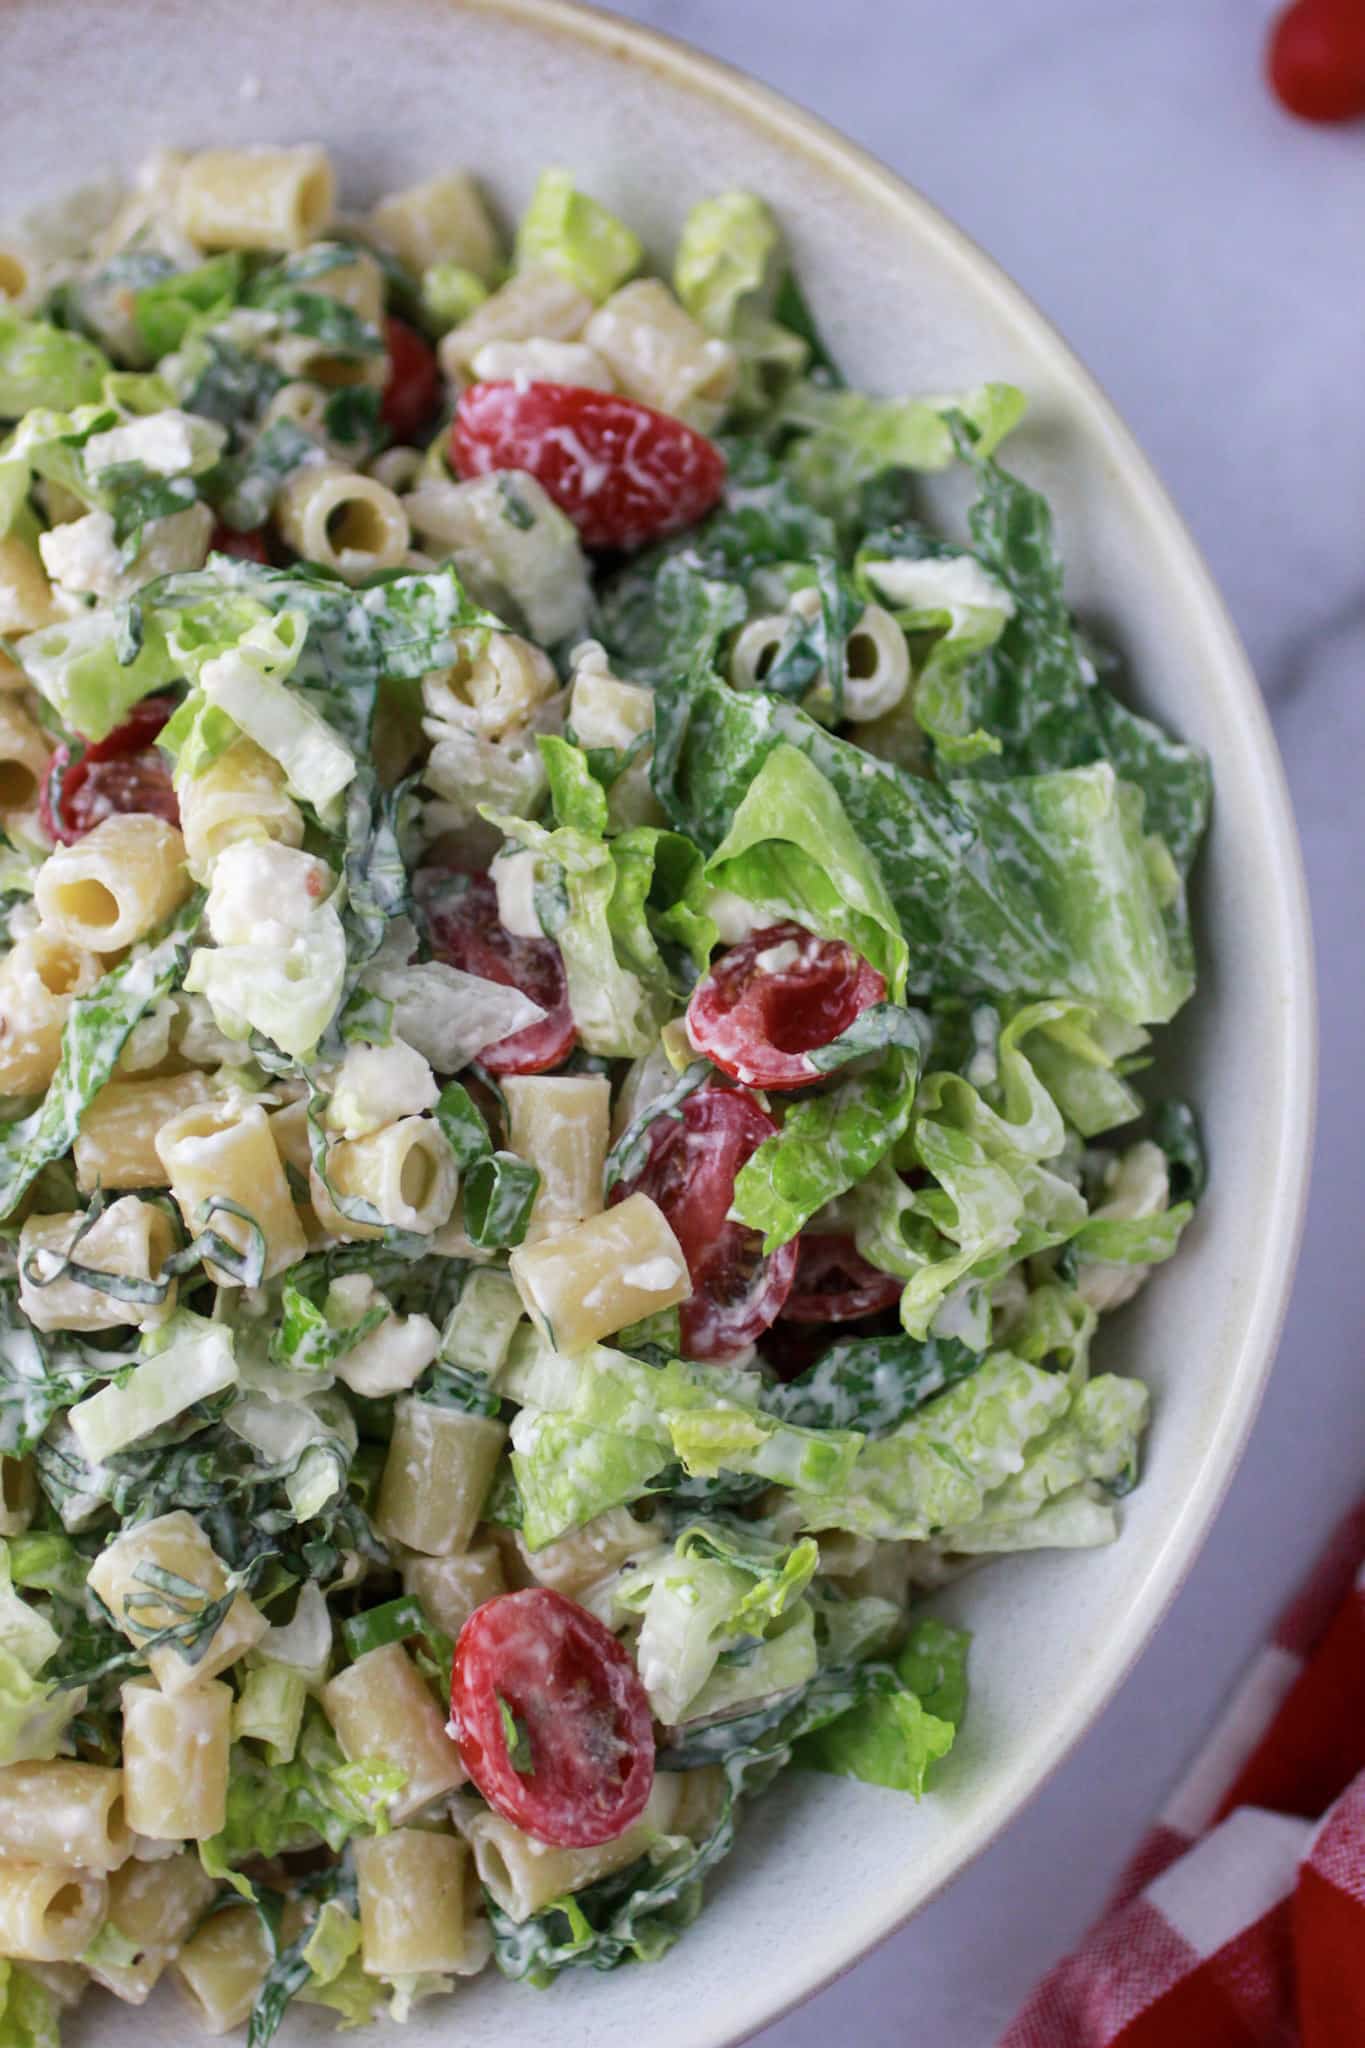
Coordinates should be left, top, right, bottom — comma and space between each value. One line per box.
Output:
120, 1679, 231, 1841
88, 1851, 217, 2005
470, 337, 614, 388
17, 1197, 178, 1334
514, 1506, 660, 1600
461, 1773, 681, 1921
400, 1546, 505, 1638
568, 658, 655, 753
509, 1192, 689, 1352
501, 1074, 610, 1242
565, 648, 662, 827
835, 603, 912, 721
34, 814, 190, 954
173, 145, 334, 252
306, 246, 385, 328
354, 1830, 473, 1976
87, 1512, 267, 1696
0, 1455, 36, 1536
321, 1643, 465, 1821
438, 264, 594, 378
155, 1100, 307, 1283
0, 1762, 130, 1872
276, 463, 409, 583
73, 1071, 215, 1193
0, 534, 57, 635
730, 611, 790, 693
177, 737, 305, 880
377, 1402, 506, 1558
267, 1095, 314, 1178
260, 377, 332, 439
0, 1864, 107, 1962
0, 247, 39, 308
0, 931, 104, 1096
171, 1903, 273, 2034
368, 445, 424, 494
0, 696, 52, 830
585, 279, 738, 433
311, 1116, 458, 1241
422, 631, 557, 743
367, 171, 500, 281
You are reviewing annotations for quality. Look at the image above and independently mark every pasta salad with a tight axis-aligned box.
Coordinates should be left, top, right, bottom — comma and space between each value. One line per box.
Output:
0, 146, 1210, 2041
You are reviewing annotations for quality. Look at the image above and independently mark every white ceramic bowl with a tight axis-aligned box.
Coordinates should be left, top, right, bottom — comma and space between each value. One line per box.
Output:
1, 2, 1315, 2041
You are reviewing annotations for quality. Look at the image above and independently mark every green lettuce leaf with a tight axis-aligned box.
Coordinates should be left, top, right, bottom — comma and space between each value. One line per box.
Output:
942, 1373, 1149, 1552
793, 1350, 1072, 1540
133, 253, 244, 357
501, 1328, 861, 1547
732, 1043, 919, 1253
704, 742, 908, 996
779, 379, 1025, 513
653, 676, 1192, 1025
203, 1707, 406, 1869
514, 170, 642, 302
937, 442, 1212, 877
614, 1520, 818, 1722
763, 1331, 982, 1433
0, 1960, 60, 2048
0, 316, 111, 416
673, 192, 779, 336
797, 1617, 968, 1792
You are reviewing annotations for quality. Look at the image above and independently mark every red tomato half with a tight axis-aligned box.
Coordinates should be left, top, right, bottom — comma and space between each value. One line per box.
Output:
210, 523, 271, 563
686, 923, 887, 1091
778, 1233, 903, 1323
451, 1589, 655, 1847
1267, 1, 1365, 121
381, 316, 441, 443
40, 696, 179, 845
451, 381, 727, 550
615, 1084, 798, 1359
419, 868, 575, 1074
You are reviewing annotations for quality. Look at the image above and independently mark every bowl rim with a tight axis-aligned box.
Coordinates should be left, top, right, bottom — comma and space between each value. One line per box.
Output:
443, 0, 1317, 2028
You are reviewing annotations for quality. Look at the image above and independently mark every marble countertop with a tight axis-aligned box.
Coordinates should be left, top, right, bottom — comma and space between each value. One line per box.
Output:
604, 2, 1362, 2039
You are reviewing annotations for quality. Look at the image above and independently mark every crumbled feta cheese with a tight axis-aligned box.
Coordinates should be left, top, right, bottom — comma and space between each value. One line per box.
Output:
205, 841, 334, 950
327, 1040, 438, 1140
84, 409, 227, 479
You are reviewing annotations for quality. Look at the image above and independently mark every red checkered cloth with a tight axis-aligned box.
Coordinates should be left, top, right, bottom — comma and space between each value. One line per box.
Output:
1001, 1504, 1365, 2048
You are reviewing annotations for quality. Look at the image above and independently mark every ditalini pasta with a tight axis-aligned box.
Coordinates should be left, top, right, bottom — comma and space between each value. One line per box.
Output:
0, 143, 1207, 2042
33, 813, 191, 952
320, 1644, 465, 1821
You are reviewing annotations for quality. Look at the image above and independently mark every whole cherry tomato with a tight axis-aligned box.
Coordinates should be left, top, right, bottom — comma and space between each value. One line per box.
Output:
1267, 1, 1365, 121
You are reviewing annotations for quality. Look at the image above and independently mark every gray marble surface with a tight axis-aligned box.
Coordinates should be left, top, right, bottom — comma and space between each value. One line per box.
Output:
600, 2, 1362, 2039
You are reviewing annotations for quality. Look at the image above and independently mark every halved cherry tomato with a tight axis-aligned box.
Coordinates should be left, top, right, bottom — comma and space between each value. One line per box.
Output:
778, 1233, 903, 1323
1267, 1, 1365, 122
451, 1589, 655, 1847
381, 316, 441, 443
451, 381, 727, 549
614, 1084, 798, 1359
686, 923, 886, 1092
418, 868, 575, 1074
40, 696, 179, 845
210, 523, 271, 563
